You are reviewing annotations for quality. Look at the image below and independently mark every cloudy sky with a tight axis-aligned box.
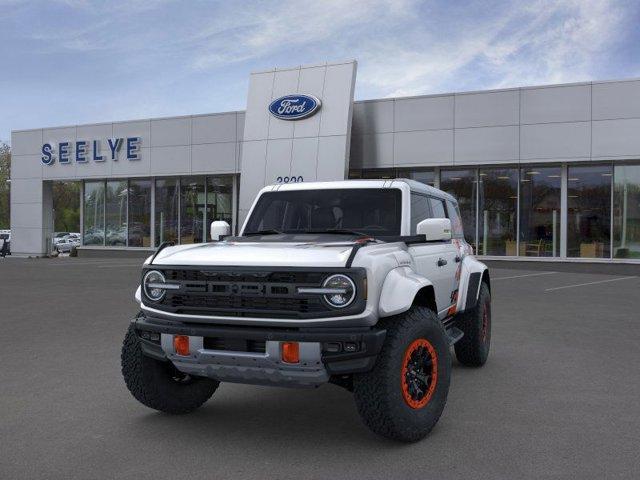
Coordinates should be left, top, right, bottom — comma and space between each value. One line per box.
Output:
1, 0, 639, 143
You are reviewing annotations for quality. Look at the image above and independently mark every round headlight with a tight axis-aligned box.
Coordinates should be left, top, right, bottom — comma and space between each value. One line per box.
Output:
143, 270, 166, 302
323, 274, 356, 308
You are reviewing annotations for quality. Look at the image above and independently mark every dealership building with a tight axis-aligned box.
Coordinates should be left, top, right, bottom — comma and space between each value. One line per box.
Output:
10, 60, 640, 263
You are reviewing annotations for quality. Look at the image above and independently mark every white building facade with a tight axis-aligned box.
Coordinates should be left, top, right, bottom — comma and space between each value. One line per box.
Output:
10, 60, 640, 263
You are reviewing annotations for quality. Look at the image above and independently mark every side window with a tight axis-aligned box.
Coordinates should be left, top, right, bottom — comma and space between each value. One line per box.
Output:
410, 193, 431, 234
446, 200, 465, 238
429, 197, 447, 218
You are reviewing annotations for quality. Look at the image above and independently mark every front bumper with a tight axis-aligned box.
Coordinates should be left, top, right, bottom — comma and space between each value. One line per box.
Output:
133, 313, 386, 388
140, 302, 379, 328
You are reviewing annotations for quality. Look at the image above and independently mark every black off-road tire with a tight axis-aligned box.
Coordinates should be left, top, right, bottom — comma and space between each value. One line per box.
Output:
121, 325, 219, 414
353, 306, 451, 442
454, 282, 491, 367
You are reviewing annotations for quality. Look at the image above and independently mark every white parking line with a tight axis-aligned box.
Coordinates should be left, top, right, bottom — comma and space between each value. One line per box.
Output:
96, 264, 143, 268
493, 271, 558, 281
545, 276, 637, 292
42, 261, 144, 267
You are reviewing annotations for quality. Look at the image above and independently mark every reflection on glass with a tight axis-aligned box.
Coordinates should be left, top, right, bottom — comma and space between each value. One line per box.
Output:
105, 180, 128, 246
180, 176, 206, 244
410, 193, 430, 234
567, 165, 612, 258
519, 167, 561, 257
613, 164, 640, 259
53, 181, 80, 233
83, 181, 105, 245
446, 200, 465, 238
429, 197, 446, 218
440, 169, 477, 249
397, 169, 436, 186
128, 179, 152, 247
478, 168, 518, 256
206, 176, 233, 239
155, 178, 179, 246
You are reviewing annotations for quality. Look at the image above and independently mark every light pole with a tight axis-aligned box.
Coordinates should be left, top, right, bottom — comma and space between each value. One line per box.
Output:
4, 179, 9, 231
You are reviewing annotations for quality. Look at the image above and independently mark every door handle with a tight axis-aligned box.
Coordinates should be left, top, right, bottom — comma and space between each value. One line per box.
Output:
437, 258, 447, 267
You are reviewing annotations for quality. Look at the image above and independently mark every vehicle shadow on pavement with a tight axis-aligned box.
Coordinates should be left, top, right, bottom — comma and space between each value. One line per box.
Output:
124, 366, 466, 450
128, 384, 395, 447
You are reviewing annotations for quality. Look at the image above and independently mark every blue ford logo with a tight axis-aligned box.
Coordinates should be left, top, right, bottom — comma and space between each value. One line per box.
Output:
268, 94, 321, 120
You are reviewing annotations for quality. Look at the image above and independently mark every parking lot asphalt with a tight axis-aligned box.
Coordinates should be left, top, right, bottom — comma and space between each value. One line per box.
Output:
1, 257, 639, 480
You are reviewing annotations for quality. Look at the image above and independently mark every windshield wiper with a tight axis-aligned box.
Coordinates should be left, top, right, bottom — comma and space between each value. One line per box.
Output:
243, 229, 284, 237
292, 229, 374, 238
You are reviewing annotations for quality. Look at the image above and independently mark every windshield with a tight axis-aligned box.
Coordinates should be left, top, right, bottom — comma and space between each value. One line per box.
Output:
244, 188, 402, 237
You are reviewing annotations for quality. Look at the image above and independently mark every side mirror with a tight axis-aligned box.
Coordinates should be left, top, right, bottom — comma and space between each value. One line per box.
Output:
416, 218, 452, 241
210, 221, 231, 241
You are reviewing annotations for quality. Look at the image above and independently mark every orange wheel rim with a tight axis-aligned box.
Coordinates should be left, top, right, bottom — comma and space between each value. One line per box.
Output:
401, 338, 438, 409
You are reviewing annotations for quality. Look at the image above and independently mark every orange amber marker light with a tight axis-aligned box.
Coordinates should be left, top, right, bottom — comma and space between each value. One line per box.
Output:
173, 335, 190, 356
281, 342, 300, 364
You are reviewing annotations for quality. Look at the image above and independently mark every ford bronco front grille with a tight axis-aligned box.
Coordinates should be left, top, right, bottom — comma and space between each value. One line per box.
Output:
143, 267, 367, 320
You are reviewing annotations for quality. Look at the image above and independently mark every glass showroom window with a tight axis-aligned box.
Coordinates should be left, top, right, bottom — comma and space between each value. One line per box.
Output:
180, 176, 206, 244
613, 164, 640, 259
206, 176, 234, 236
83, 181, 105, 246
155, 177, 179, 246
105, 180, 128, 246
349, 169, 396, 179
440, 169, 477, 249
519, 166, 561, 257
397, 168, 436, 187
52, 181, 81, 234
128, 179, 152, 247
567, 165, 612, 258
478, 168, 518, 256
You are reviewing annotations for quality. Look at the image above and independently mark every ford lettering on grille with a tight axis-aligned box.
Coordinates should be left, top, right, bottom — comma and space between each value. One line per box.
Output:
147, 268, 366, 319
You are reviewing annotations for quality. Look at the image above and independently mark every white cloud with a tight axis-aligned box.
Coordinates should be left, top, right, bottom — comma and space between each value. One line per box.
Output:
184, 0, 630, 97
190, 0, 416, 70
1, 0, 635, 143
14, 0, 631, 95
356, 0, 628, 97
487, 0, 625, 88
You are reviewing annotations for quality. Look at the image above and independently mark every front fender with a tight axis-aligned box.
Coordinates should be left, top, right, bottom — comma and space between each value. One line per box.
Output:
135, 285, 142, 304
378, 267, 433, 317
457, 256, 489, 313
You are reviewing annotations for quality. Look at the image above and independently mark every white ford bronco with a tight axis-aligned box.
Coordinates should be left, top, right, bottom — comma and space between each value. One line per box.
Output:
122, 179, 491, 442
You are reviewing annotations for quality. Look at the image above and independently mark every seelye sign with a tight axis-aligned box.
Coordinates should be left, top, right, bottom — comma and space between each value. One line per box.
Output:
268, 94, 321, 120
41, 137, 141, 165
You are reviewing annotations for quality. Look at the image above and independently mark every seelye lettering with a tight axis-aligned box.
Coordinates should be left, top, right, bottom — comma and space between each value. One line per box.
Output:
41, 137, 141, 165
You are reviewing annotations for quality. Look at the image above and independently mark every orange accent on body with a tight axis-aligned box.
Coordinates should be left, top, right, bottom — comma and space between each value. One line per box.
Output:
281, 342, 300, 364
448, 290, 459, 316
173, 335, 190, 356
401, 338, 438, 409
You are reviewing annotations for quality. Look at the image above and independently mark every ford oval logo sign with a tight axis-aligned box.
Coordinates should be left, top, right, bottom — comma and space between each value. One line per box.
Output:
268, 94, 321, 120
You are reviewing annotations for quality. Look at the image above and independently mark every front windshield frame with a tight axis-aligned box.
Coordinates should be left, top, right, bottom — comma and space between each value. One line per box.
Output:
243, 188, 403, 238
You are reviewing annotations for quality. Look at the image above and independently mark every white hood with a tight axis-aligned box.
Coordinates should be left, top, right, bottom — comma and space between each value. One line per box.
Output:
152, 240, 355, 267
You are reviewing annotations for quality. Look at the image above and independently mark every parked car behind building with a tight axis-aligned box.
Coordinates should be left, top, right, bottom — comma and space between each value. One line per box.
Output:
54, 237, 80, 253
0, 230, 10, 257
